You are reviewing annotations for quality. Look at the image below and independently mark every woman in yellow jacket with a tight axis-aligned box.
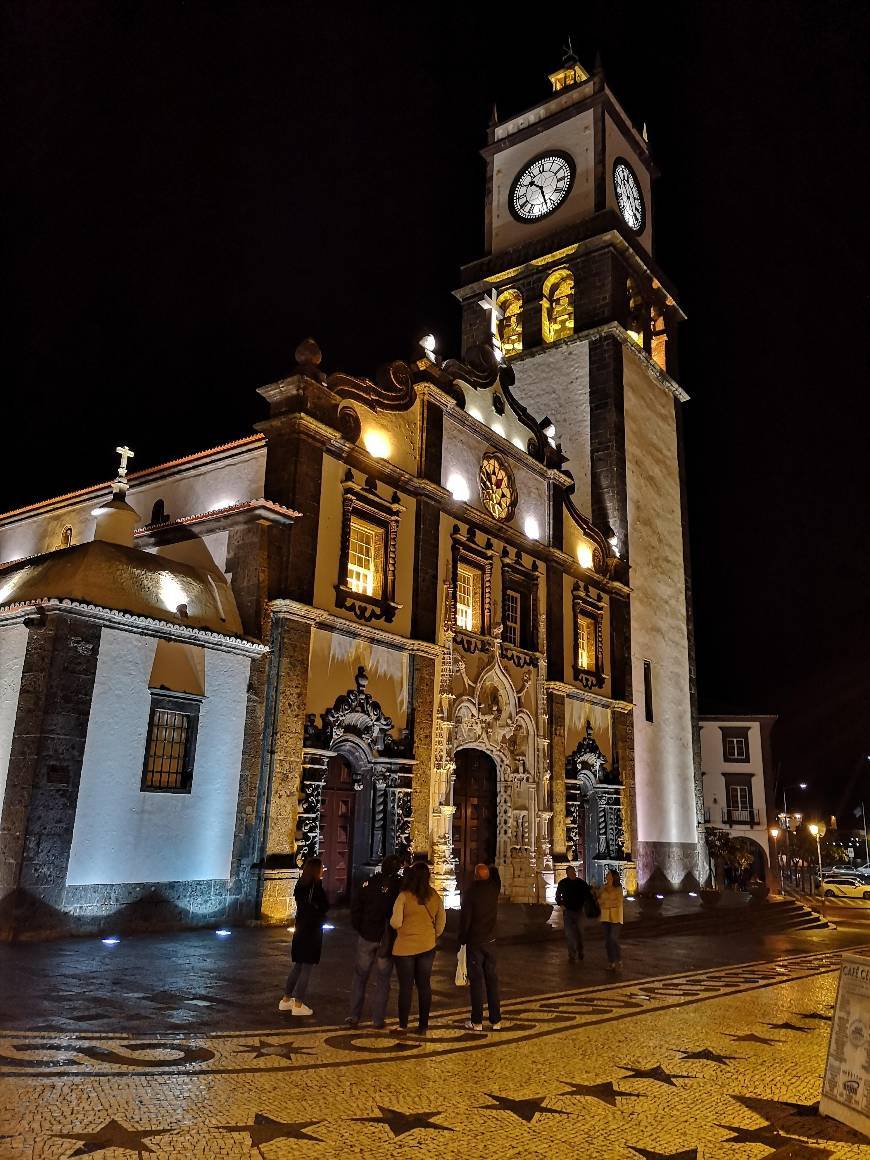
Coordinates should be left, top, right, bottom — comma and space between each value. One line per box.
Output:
390, 861, 446, 1034
597, 869, 624, 970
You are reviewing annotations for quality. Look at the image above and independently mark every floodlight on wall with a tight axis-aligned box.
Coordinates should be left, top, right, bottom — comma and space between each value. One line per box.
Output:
419, 333, 437, 359
446, 473, 471, 503
524, 516, 540, 540
362, 429, 391, 459
577, 542, 594, 569
159, 574, 188, 615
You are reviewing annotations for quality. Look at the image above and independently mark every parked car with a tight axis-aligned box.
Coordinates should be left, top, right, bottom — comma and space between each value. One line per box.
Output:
821, 876, 870, 900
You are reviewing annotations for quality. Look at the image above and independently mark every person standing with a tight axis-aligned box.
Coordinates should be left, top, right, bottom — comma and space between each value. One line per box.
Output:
345, 855, 402, 1029
555, 865, 590, 962
390, 861, 446, 1035
459, 863, 502, 1032
598, 868, 624, 970
279, 857, 329, 1015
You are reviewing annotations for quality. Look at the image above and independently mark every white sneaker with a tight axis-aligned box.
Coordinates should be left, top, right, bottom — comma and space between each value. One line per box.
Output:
291, 1000, 314, 1016
464, 1020, 484, 1032
490, 1022, 503, 1031
278, 996, 294, 1012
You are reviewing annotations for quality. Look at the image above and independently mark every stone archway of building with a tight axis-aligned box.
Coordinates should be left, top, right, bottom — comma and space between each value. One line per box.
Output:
320, 755, 356, 905
453, 747, 498, 892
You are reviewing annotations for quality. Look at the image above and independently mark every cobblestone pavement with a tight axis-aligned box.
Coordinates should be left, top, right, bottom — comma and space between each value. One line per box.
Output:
1, 930, 870, 1157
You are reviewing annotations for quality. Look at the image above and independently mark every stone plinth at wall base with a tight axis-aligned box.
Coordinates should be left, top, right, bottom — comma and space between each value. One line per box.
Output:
257, 868, 300, 926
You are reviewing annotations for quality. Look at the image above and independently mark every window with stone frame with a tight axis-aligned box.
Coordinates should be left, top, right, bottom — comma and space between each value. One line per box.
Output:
451, 527, 493, 638
501, 556, 539, 653
141, 692, 200, 793
496, 288, 523, 357
572, 582, 605, 687
720, 726, 751, 763
335, 472, 403, 623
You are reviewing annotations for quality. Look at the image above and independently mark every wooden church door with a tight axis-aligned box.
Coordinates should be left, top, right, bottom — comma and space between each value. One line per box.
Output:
321, 756, 356, 905
452, 748, 497, 886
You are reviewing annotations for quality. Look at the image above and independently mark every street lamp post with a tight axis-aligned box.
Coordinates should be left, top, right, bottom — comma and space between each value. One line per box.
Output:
809, 823, 823, 897
770, 827, 782, 895
780, 783, 807, 890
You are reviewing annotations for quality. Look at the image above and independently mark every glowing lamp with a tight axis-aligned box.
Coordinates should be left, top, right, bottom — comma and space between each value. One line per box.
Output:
799, 782, 808, 789
322, 923, 335, 931
0, 579, 18, 605
362, 429, 391, 459
542, 421, 556, 438
770, 826, 780, 839
101, 936, 120, 946
808, 823, 819, 837
511, 436, 525, 450
211, 498, 237, 512
688, 891, 698, 897
446, 473, 470, 503
419, 333, 437, 358
577, 542, 594, 569
159, 574, 188, 615
215, 929, 232, 937
655, 893, 665, 900
524, 516, 540, 540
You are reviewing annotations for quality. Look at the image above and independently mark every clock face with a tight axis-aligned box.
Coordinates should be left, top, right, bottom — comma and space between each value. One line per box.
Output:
509, 152, 575, 222
613, 158, 645, 232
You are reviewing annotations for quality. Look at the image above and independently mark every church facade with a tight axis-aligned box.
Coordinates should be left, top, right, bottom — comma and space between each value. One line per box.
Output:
0, 55, 704, 937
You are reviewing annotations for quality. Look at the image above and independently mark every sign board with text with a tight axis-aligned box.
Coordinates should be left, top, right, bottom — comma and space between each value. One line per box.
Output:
820, 952, 870, 1136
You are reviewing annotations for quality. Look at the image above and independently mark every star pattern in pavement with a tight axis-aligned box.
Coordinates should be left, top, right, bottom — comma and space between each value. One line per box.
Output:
234, 1039, 314, 1061
480, 1093, 568, 1123
353, 1105, 452, 1137
763, 1021, 812, 1033
674, 1047, 741, 1065
717, 1122, 794, 1146
793, 1011, 831, 1021
759, 1144, 833, 1158
618, 1064, 693, 1087
559, 1080, 643, 1107
221, 1113, 323, 1153
628, 1147, 699, 1160
725, 1031, 782, 1045
731, 1096, 868, 1145
53, 1119, 171, 1157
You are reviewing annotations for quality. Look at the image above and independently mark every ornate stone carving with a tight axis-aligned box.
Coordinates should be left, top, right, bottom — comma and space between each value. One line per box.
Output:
307, 666, 409, 756
564, 720, 628, 880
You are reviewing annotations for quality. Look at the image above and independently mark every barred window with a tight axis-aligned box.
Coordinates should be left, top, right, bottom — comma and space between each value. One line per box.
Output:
456, 563, 482, 632
141, 694, 199, 793
503, 589, 520, 645
347, 517, 384, 598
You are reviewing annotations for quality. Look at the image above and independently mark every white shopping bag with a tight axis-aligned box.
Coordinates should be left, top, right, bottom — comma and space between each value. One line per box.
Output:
455, 944, 469, 986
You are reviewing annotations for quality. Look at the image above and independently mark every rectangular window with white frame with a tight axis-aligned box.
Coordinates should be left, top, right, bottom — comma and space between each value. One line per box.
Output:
456, 563, 482, 633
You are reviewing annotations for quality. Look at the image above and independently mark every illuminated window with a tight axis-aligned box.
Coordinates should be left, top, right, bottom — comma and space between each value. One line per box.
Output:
456, 564, 482, 632
651, 306, 667, 369
347, 517, 384, 598
542, 269, 574, 344
496, 289, 523, 357
576, 614, 595, 672
336, 475, 403, 625
141, 694, 199, 793
503, 589, 520, 645
60, 525, 73, 549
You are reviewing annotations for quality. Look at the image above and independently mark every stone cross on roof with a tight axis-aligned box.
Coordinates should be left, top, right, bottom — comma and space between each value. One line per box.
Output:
113, 445, 134, 494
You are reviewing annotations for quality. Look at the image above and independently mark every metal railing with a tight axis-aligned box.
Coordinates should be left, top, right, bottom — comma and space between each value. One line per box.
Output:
722, 807, 760, 825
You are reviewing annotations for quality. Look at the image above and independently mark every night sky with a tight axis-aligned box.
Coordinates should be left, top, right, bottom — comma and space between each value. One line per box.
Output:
2, 2, 867, 819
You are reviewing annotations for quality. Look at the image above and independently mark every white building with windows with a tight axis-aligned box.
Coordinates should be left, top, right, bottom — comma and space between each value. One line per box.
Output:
700, 714, 777, 880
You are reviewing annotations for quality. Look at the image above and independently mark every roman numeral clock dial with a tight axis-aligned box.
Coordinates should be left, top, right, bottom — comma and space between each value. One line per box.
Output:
509, 152, 575, 222
613, 157, 645, 233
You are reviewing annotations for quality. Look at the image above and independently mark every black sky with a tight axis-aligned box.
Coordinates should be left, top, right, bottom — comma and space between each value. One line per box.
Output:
2, 1, 868, 818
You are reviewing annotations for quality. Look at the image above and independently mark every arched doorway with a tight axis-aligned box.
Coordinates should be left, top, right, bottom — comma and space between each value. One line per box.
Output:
453, 748, 498, 887
320, 756, 356, 904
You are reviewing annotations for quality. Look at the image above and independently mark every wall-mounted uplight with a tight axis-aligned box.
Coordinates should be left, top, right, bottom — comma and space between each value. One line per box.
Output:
362, 429, 391, 459
577, 542, 594, 569
211, 498, 238, 512
322, 923, 335, 931
159, 574, 188, 615
215, 928, 232, 937
101, 936, 120, 946
446, 473, 470, 503
542, 420, 556, 438
524, 516, 540, 541
419, 333, 437, 359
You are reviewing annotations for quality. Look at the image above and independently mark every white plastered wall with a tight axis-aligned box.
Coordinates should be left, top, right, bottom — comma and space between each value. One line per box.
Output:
700, 720, 769, 832
66, 628, 250, 885
0, 624, 29, 812
512, 340, 592, 516
623, 353, 696, 849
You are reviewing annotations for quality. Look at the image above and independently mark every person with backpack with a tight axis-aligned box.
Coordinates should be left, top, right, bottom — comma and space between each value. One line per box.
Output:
598, 868, 625, 970
458, 863, 502, 1032
555, 864, 591, 963
345, 855, 403, 1029
390, 861, 446, 1035
279, 856, 328, 1016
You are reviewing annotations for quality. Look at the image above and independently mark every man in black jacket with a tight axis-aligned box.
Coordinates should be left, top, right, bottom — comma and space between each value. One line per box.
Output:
345, 855, 402, 1029
459, 863, 502, 1032
555, 865, 590, 962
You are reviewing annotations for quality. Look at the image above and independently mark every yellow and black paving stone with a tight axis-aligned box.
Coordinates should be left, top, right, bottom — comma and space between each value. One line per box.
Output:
1, 919, 870, 1157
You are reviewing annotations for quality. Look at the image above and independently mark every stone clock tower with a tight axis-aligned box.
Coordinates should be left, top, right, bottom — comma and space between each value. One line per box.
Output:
456, 51, 704, 889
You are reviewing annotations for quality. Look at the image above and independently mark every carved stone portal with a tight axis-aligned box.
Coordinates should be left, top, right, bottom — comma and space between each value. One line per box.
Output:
565, 721, 631, 886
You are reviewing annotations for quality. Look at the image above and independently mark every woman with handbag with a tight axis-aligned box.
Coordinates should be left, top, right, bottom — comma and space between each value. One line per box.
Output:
390, 861, 446, 1035
279, 857, 329, 1015
598, 868, 624, 970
